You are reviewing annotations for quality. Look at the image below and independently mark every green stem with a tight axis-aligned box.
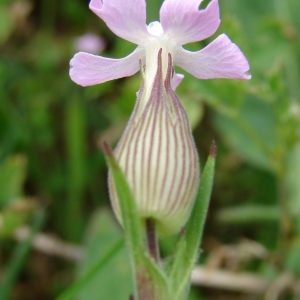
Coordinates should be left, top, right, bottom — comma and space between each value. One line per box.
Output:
64, 97, 86, 242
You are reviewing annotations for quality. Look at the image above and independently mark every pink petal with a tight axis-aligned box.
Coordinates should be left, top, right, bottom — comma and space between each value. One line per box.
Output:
69, 48, 143, 86
89, 0, 149, 44
160, 0, 220, 45
174, 34, 251, 80
171, 72, 184, 90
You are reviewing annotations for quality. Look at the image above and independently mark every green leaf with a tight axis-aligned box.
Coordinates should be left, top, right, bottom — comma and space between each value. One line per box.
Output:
213, 95, 275, 171
170, 142, 216, 298
140, 251, 170, 298
102, 142, 144, 298
102, 141, 143, 260
64, 97, 87, 241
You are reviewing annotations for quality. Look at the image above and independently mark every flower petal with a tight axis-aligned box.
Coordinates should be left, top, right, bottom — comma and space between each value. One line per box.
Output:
69, 47, 144, 86
174, 34, 251, 80
160, 0, 220, 45
171, 72, 184, 91
89, 0, 149, 44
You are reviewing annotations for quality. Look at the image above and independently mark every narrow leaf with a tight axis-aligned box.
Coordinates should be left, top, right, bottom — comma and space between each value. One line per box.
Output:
140, 252, 170, 298
102, 141, 144, 293
102, 142, 172, 299
170, 142, 216, 297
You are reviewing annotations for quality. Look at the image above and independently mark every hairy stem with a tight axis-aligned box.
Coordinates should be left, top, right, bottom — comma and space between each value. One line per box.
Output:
145, 219, 159, 263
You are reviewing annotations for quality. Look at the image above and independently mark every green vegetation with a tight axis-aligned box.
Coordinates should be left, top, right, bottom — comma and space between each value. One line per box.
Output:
0, 0, 299, 299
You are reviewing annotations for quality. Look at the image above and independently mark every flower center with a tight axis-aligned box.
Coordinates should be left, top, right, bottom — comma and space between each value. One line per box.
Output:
147, 21, 164, 36
140, 22, 177, 110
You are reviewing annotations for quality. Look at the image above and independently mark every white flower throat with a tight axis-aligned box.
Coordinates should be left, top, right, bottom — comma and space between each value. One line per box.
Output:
142, 21, 176, 103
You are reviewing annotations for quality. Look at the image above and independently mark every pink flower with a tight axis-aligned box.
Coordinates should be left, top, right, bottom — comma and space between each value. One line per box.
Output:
68, 0, 251, 236
69, 0, 250, 90
73, 33, 106, 54
109, 50, 200, 236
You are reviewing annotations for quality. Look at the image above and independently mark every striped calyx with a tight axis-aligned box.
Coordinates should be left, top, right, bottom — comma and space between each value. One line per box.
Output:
108, 49, 199, 236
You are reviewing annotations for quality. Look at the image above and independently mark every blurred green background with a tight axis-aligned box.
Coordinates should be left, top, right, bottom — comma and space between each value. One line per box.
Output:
0, 0, 299, 299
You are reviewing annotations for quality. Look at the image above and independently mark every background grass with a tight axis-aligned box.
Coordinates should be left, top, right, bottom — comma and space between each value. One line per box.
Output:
0, 0, 300, 299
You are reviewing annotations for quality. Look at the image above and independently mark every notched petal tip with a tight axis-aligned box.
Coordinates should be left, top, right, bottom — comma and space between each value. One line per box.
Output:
89, 0, 103, 11
69, 52, 80, 68
175, 34, 251, 80
160, 0, 221, 45
69, 52, 90, 87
